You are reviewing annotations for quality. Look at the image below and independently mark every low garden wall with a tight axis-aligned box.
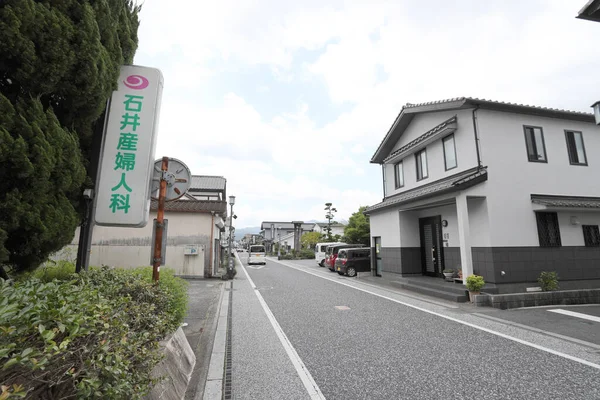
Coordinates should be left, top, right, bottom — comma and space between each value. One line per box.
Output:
474, 289, 600, 309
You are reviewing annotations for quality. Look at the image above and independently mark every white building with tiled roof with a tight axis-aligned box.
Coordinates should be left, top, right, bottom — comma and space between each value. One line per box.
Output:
366, 97, 600, 294
68, 175, 229, 278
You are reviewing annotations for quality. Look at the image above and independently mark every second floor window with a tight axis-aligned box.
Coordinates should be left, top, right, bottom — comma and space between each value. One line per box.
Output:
415, 149, 428, 181
443, 134, 457, 170
394, 161, 404, 188
524, 126, 547, 162
565, 130, 587, 166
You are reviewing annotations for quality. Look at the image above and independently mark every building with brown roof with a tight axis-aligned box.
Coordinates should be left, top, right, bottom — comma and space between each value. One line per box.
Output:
69, 175, 229, 278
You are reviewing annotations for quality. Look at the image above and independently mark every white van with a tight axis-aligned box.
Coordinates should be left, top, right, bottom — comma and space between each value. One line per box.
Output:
315, 242, 345, 267
248, 245, 266, 265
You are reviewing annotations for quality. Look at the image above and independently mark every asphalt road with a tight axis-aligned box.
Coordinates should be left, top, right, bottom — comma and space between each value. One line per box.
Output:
233, 256, 600, 400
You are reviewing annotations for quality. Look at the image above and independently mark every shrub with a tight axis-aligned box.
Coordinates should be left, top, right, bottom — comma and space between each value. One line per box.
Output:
297, 249, 315, 259
21, 259, 77, 282
0, 265, 188, 399
465, 275, 485, 292
538, 271, 559, 291
278, 254, 295, 260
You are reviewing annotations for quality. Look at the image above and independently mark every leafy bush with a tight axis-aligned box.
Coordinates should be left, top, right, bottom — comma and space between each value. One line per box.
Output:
20, 259, 77, 282
538, 271, 559, 291
297, 249, 315, 259
278, 254, 295, 260
0, 265, 188, 399
465, 275, 485, 292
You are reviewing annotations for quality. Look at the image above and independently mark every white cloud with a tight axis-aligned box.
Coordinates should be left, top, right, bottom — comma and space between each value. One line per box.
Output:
136, 0, 600, 228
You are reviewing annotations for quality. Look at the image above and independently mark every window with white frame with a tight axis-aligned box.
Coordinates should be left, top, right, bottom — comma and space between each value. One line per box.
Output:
415, 149, 428, 181
565, 130, 587, 166
394, 161, 404, 188
443, 134, 457, 170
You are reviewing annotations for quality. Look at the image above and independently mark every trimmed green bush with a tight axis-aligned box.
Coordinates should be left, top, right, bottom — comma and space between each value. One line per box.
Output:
538, 271, 559, 291
297, 249, 315, 259
466, 274, 485, 292
278, 254, 295, 260
0, 265, 188, 399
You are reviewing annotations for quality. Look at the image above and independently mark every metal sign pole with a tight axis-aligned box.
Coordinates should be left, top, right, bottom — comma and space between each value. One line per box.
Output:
152, 156, 169, 282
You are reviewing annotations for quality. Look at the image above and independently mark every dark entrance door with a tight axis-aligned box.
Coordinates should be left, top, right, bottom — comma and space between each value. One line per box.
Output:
373, 237, 382, 277
419, 216, 444, 277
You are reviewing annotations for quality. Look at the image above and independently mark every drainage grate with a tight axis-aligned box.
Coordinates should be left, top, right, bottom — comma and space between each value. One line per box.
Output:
223, 282, 233, 399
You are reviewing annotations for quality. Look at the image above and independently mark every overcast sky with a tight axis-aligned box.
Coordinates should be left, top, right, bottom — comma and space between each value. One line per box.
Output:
134, 0, 600, 228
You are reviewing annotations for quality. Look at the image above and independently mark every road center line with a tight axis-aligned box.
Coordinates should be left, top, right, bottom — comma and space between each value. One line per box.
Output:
271, 258, 600, 371
548, 309, 600, 323
240, 263, 326, 400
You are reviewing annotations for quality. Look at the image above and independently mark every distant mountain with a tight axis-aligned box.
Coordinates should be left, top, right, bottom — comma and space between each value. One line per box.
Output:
234, 226, 260, 241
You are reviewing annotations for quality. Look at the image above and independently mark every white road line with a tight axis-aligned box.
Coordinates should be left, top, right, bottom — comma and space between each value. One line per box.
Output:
271, 258, 600, 371
548, 309, 600, 323
240, 263, 326, 400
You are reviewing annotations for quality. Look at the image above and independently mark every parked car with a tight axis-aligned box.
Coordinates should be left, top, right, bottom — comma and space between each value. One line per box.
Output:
315, 242, 345, 267
325, 244, 365, 271
248, 245, 266, 265
335, 248, 371, 277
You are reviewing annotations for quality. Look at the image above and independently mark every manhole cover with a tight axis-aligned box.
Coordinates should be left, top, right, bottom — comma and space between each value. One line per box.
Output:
335, 306, 351, 310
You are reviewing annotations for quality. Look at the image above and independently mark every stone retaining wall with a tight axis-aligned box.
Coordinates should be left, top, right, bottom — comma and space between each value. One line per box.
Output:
146, 327, 196, 400
474, 289, 600, 310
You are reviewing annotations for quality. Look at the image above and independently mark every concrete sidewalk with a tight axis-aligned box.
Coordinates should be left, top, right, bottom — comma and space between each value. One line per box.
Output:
182, 279, 226, 400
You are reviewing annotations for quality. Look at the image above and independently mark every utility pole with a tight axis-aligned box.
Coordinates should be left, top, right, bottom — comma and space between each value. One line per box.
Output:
227, 195, 236, 279
152, 157, 169, 282
277, 226, 281, 258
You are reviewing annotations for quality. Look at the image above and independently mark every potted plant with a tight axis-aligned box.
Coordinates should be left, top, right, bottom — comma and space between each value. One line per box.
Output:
465, 274, 485, 302
442, 269, 454, 281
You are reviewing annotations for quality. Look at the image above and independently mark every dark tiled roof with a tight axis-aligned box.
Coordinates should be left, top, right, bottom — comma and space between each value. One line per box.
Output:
531, 195, 600, 209
371, 97, 594, 164
402, 97, 591, 117
383, 116, 457, 163
190, 175, 226, 191
151, 199, 226, 213
365, 168, 487, 214
260, 222, 316, 230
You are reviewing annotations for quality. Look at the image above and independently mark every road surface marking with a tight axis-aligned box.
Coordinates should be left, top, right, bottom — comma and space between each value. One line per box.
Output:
474, 313, 600, 350
271, 259, 600, 371
240, 263, 326, 399
335, 306, 351, 310
548, 309, 600, 323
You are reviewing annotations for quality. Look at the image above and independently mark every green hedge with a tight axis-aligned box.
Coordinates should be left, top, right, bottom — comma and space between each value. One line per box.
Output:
0, 265, 188, 399
297, 249, 315, 259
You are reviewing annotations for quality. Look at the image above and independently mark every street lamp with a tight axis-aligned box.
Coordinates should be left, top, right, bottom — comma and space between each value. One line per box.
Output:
277, 225, 281, 258
227, 195, 236, 279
